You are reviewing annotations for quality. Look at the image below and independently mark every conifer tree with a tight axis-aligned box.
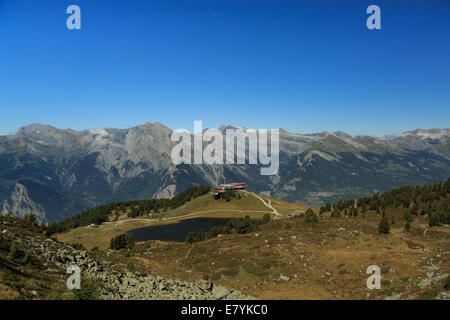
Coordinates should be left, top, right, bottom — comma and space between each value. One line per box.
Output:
404, 220, 411, 233
378, 217, 390, 234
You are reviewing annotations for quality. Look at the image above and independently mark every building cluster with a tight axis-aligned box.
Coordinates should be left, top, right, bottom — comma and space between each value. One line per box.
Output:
212, 183, 246, 195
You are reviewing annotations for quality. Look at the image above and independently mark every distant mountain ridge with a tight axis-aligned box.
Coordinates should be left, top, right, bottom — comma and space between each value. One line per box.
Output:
0, 123, 449, 223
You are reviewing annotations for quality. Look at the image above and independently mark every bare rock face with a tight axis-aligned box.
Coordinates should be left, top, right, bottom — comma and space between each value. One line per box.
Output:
154, 184, 177, 199
1, 183, 47, 225
0, 123, 449, 222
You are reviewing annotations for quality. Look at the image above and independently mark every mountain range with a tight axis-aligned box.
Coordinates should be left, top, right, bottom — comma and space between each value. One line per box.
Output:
0, 123, 449, 224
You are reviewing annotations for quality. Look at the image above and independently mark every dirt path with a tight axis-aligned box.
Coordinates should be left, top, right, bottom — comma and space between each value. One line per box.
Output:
242, 190, 281, 219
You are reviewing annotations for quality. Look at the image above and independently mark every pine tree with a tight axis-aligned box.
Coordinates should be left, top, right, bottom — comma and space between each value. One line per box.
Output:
378, 217, 390, 234
404, 220, 411, 233
404, 210, 413, 223
127, 233, 135, 249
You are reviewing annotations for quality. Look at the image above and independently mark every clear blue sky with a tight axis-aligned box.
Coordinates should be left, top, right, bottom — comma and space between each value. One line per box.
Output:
0, 0, 449, 136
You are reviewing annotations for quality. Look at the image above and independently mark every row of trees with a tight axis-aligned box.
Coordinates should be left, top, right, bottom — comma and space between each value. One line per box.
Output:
46, 186, 211, 235
185, 215, 264, 243
126, 186, 211, 218
213, 189, 241, 201
320, 178, 450, 226
109, 233, 135, 250
185, 208, 318, 244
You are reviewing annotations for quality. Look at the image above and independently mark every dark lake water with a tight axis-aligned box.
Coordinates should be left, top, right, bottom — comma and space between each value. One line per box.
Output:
127, 218, 232, 242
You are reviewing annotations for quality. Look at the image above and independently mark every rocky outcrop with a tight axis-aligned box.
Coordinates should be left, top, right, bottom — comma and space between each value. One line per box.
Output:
12, 227, 251, 300
1, 183, 47, 225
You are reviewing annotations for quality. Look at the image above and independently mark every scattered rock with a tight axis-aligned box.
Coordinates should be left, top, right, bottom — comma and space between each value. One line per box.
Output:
280, 274, 290, 281
23, 230, 252, 300
212, 285, 229, 299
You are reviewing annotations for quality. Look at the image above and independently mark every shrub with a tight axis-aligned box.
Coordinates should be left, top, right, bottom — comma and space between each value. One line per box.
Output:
221, 268, 238, 277
211, 272, 221, 281
0, 284, 20, 300
71, 275, 99, 300
194, 263, 209, 272
71, 243, 86, 251
7, 242, 17, 260
262, 213, 271, 224
0, 234, 10, 251
243, 262, 265, 277
22, 252, 32, 265
24, 213, 38, 226
163, 244, 173, 251
45, 292, 59, 300
304, 209, 318, 223
444, 275, 450, 291
126, 261, 134, 272
330, 209, 340, 218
